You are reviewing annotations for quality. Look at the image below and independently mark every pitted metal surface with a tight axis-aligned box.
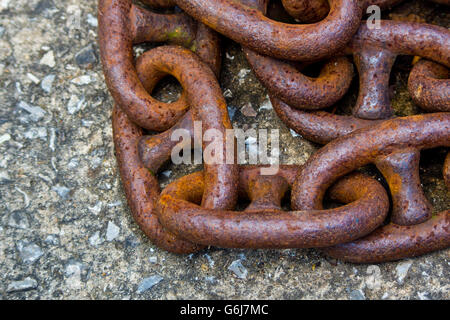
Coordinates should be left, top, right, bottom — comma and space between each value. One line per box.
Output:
98, 0, 450, 263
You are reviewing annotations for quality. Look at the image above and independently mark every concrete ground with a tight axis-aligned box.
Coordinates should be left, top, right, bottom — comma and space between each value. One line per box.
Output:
0, 0, 449, 299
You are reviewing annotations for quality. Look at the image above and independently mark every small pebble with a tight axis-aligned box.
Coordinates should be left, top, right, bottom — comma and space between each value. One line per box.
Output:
349, 289, 365, 300
0, 170, 11, 182
107, 201, 122, 207
161, 170, 172, 178
67, 157, 80, 169
137, 275, 163, 293
89, 231, 103, 246
75, 44, 97, 67
205, 254, 215, 268
223, 89, 233, 98
88, 201, 103, 215
18, 242, 44, 264
33, 0, 55, 15
418, 291, 430, 300
228, 259, 248, 279
7, 277, 38, 293
259, 97, 273, 111
290, 129, 301, 137
106, 221, 120, 241
65, 261, 83, 289
52, 185, 71, 199
65, 261, 83, 277
237, 69, 251, 85
44, 235, 59, 245
67, 95, 86, 114
17, 101, 46, 122
0, 133, 11, 145
48, 128, 56, 151
227, 106, 237, 120
225, 52, 234, 60
40, 50, 55, 68
24, 127, 47, 140
87, 13, 98, 27
41, 74, 55, 93
81, 119, 94, 127
71, 75, 92, 85
27, 73, 40, 84
125, 236, 140, 248
240, 102, 257, 117
204, 276, 216, 283
8, 211, 29, 229
396, 260, 413, 284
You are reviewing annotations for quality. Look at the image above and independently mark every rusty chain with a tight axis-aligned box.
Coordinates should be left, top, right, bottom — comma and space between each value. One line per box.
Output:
99, 0, 449, 262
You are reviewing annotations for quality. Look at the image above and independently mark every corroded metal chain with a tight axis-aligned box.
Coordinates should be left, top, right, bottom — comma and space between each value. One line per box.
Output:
98, 0, 221, 131
294, 114, 450, 263
99, 0, 449, 262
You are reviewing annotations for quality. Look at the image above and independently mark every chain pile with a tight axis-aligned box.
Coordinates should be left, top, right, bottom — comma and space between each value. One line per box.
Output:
98, 0, 450, 263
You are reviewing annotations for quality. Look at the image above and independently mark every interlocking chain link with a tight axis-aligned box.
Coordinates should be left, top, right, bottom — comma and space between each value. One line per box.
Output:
99, 0, 450, 262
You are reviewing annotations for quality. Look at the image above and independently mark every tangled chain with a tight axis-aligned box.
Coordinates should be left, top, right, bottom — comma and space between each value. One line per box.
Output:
98, 0, 450, 263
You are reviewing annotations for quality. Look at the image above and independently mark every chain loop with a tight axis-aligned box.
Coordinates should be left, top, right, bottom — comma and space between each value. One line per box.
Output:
174, 0, 363, 61
99, 0, 220, 131
100, 0, 450, 262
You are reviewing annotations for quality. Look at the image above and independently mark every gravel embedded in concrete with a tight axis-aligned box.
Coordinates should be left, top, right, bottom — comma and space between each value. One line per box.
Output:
0, 0, 448, 299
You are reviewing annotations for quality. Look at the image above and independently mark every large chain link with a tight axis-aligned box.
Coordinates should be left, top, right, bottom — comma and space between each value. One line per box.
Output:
99, 0, 450, 262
